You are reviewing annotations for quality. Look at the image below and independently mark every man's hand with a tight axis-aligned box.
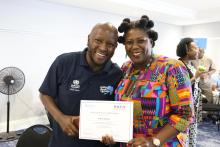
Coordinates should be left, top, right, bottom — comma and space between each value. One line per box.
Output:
57, 115, 79, 137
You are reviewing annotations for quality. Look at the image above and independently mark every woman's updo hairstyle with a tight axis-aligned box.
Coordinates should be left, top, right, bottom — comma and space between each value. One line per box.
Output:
118, 15, 158, 47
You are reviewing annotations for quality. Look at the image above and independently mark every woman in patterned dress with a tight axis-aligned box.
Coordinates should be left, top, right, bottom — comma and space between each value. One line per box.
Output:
176, 38, 205, 147
103, 15, 194, 147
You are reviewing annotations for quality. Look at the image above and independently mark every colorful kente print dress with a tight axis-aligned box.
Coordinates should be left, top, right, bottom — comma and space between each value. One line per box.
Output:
115, 55, 194, 147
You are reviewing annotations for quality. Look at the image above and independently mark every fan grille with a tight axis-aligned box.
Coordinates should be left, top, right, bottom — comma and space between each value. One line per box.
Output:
0, 67, 25, 95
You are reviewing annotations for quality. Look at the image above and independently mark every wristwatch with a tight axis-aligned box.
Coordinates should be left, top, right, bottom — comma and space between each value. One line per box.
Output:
152, 137, 161, 146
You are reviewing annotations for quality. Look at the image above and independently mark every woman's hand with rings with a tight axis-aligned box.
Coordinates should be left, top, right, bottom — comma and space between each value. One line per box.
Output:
128, 137, 155, 147
137, 142, 150, 147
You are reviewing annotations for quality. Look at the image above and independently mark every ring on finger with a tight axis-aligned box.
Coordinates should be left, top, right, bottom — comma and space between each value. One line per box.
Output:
145, 142, 150, 146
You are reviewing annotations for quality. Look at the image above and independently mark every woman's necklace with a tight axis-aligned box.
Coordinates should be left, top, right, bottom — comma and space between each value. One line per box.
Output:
124, 57, 154, 97
133, 56, 154, 73
124, 56, 155, 79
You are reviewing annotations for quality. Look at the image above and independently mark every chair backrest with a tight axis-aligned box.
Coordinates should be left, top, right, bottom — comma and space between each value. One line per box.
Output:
16, 124, 52, 147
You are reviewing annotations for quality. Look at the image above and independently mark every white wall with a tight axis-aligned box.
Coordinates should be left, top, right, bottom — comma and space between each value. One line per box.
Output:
0, 0, 182, 132
154, 22, 183, 59
183, 22, 220, 69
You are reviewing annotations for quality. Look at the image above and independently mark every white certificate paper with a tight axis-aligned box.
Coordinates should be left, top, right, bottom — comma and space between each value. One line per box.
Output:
79, 100, 133, 143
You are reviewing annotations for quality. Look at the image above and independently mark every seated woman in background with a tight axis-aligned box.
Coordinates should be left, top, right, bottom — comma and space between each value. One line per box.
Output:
103, 15, 194, 147
211, 70, 220, 104
176, 38, 205, 147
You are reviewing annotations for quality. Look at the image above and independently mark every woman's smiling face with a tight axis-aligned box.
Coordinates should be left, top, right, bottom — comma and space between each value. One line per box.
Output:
124, 28, 152, 67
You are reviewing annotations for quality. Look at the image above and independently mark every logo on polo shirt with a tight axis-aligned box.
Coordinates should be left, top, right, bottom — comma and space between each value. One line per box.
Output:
70, 80, 80, 91
100, 86, 113, 95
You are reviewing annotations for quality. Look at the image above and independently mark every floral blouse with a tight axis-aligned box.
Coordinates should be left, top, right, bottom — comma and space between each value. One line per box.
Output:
115, 55, 194, 147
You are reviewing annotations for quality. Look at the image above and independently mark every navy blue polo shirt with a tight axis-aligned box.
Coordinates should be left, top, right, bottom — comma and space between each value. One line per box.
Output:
39, 48, 122, 147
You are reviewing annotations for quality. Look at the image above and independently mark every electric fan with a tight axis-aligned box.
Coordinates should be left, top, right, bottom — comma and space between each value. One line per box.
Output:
0, 67, 25, 141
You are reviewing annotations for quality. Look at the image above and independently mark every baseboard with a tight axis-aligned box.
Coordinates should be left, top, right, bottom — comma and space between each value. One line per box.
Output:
0, 115, 49, 133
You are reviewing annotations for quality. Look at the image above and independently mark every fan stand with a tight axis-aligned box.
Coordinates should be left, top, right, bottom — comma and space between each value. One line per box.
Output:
0, 83, 21, 142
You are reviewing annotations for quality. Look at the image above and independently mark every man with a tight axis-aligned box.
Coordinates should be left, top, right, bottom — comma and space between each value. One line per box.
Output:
192, 48, 216, 103
39, 23, 122, 147
193, 48, 216, 75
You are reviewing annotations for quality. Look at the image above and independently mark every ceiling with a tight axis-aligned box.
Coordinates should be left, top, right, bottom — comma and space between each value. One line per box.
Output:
45, 0, 220, 26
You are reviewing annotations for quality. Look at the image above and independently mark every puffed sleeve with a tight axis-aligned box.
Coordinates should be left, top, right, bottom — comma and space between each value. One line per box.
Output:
166, 60, 195, 132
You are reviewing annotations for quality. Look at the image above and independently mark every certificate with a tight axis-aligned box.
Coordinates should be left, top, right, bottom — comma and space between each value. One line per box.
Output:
79, 100, 133, 143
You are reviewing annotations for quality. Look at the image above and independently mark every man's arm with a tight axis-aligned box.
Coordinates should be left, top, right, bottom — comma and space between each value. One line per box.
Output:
208, 58, 216, 75
208, 69, 216, 76
40, 93, 79, 136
